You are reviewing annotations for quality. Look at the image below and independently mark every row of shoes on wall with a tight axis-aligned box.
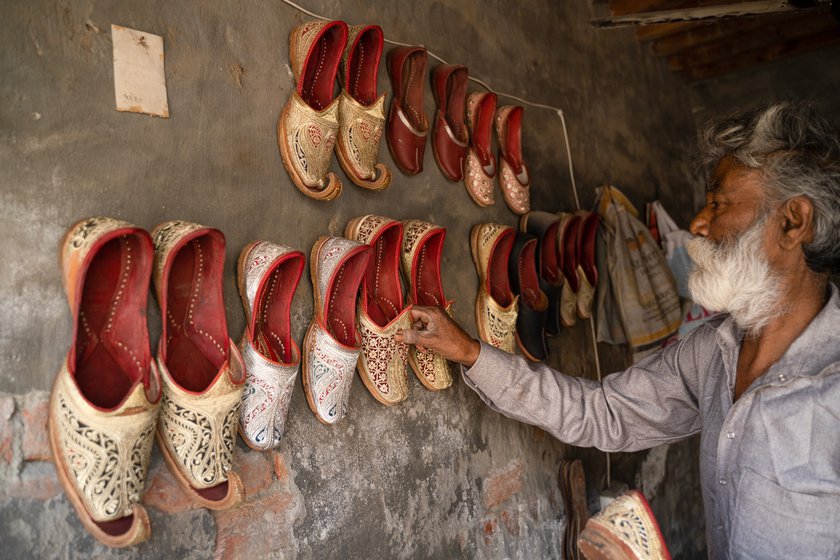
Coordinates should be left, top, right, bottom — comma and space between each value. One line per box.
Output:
278, 19, 532, 215
471, 210, 600, 362
49, 215, 452, 547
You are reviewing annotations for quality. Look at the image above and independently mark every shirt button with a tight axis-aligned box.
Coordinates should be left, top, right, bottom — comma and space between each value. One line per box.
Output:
717, 524, 723, 531
726, 432, 735, 439
719, 478, 727, 485
778, 374, 786, 382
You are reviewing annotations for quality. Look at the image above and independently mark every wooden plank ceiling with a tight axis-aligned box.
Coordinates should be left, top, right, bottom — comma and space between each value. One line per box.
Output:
606, 1, 840, 81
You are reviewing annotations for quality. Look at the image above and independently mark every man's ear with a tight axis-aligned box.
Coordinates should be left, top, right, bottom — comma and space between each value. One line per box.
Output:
779, 196, 815, 250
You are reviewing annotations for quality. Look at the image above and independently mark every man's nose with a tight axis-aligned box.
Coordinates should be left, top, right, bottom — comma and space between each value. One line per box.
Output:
690, 208, 710, 237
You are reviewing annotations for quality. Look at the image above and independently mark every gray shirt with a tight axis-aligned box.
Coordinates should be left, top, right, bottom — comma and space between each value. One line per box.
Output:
463, 284, 840, 559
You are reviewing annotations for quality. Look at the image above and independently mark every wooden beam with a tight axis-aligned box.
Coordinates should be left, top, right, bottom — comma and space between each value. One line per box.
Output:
608, 0, 673, 15
592, 1, 827, 28
635, 21, 700, 41
667, 15, 840, 71
681, 28, 840, 81
650, 12, 811, 56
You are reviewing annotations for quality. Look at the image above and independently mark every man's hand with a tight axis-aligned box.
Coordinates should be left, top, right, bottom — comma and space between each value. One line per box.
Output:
394, 306, 481, 366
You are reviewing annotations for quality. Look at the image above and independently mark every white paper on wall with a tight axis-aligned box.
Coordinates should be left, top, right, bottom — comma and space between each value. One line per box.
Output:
112, 24, 169, 118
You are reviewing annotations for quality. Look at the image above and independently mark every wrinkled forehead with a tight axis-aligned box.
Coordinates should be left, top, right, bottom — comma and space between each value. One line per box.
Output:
706, 157, 769, 205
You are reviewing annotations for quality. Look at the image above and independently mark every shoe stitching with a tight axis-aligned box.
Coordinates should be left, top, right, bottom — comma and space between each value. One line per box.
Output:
374, 236, 399, 319
416, 245, 441, 306
352, 42, 364, 98
188, 239, 225, 357
307, 37, 328, 110
405, 57, 421, 126
329, 266, 350, 342
114, 340, 143, 376
269, 331, 287, 359
104, 236, 131, 334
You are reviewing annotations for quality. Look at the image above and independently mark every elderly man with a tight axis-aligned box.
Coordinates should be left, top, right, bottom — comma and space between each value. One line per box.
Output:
396, 102, 840, 559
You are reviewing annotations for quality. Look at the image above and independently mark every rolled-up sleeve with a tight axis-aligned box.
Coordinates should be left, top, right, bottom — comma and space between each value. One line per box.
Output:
462, 334, 706, 452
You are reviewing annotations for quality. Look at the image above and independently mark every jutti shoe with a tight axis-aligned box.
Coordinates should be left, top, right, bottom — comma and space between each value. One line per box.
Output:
496, 105, 531, 215
303, 236, 371, 424
520, 211, 564, 336
470, 223, 518, 353
151, 221, 245, 510
575, 211, 601, 319
557, 212, 582, 327
236, 241, 305, 451
431, 64, 469, 182
578, 490, 671, 560
386, 46, 429, 176
49, 217, 159, 547
508, 232, 548, 362
401, 219, 453, 391
464, 91, 497, 207
336, 25, 391, 190
278, 20, 348, 201
345, 216, 412, 405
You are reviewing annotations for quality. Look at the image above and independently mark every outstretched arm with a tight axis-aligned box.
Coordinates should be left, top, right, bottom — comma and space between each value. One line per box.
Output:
396, 305, 704, 452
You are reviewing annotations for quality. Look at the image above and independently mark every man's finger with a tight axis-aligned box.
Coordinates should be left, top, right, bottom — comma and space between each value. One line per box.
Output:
409, 306, 433, 325
396, 329, 420, 345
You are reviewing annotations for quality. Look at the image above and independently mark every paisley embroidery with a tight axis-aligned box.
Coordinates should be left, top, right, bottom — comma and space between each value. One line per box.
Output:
56, 387, 155, 520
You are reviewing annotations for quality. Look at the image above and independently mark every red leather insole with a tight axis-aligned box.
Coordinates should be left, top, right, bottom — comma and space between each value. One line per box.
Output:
302, 25, 343, 110
445, 68, 468, 140
165, 236, 227, 392
402, 52, 427, 130
76, 236, 149, 409
253, 255, 303, 364
364, 226, 403, 327
414, 230, 445, 307
472, 94, 495, 166
348, 28, 381, 106
541, 222, 561, 284
504, 107, 524, 172
326, 249, 369, 346
489, 230, 515, 307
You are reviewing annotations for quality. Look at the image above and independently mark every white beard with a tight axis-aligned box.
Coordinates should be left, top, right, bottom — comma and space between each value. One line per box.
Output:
686, 216, 782, 335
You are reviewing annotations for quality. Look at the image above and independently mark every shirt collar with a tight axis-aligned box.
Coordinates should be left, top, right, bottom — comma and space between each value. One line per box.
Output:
714, 282, 840, 381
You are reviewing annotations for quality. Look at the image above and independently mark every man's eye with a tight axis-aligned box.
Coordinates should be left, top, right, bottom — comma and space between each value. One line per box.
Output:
709, 200, 720, 209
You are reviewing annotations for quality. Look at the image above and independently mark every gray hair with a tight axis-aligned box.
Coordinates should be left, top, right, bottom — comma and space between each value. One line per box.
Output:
699, 101, 840, 274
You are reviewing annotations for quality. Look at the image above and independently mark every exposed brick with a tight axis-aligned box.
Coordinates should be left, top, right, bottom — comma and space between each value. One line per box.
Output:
21, 392, 50, 461
3, 461, 62, 500
142, 461, 198, 514
272, 451, 289, 483
0, 395, 15, 466
234, 449, 273, 498
500, 509, 521, 537
213, 478, 304, 560
483, 459, 524, 509
481, 517, 498, 546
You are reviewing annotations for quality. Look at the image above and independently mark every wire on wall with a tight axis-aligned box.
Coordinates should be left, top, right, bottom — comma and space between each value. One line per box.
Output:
279, 0, 608, 487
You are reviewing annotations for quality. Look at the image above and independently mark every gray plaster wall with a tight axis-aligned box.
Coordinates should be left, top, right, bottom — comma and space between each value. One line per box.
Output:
1, 1, 707, 558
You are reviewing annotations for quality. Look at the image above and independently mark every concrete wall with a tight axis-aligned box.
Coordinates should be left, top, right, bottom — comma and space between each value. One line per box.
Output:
0, 1, 708, 558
